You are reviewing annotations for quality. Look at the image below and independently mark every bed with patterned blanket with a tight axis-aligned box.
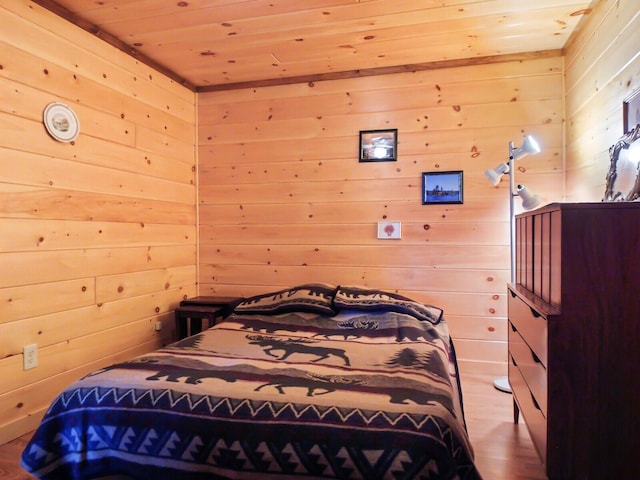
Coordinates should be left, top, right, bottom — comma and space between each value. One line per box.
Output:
22, 284, 482, 480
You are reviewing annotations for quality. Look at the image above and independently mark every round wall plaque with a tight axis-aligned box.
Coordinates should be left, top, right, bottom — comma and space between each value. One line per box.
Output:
43, 102, 80, 142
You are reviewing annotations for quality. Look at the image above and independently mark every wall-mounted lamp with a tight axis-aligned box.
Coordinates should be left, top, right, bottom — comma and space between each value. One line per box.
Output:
485, 135, 542, 393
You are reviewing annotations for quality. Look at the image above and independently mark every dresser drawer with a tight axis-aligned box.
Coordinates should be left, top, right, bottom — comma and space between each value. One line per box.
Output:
509, 324, 547, 414
509, 355, 547, 465
508, 290, 548, 366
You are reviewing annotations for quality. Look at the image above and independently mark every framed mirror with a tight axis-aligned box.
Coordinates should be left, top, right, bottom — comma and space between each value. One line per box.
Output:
603, 124, 640, 201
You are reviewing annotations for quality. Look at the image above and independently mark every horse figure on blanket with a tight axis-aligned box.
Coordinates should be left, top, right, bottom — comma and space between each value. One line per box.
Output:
246, 334, 351, 366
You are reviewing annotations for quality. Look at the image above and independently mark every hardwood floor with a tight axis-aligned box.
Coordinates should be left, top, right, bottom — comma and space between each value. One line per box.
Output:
0, 432, 36, 480
460, 372, 547, 480
0, 372, 546, 479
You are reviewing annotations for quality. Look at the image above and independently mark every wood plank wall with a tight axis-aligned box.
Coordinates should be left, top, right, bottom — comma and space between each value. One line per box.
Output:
197, 56, 566, 376
0, 0, 196, 444
564, 0, 640, 200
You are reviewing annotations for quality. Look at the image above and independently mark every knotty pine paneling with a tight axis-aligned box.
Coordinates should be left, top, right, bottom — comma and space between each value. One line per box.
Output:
199, 221, 510, 246
199, 244, 508, 270
0, 335, 169, 447
199, 196, 513, 225
0, 1, 196, 445
199, 75, 563, 125
0, 185, 195, 224
0, 116, 194, 196
198, 55, 565, 377
564, 0, 640, 201
0, 289, 186, 362
199, 123, 564, 166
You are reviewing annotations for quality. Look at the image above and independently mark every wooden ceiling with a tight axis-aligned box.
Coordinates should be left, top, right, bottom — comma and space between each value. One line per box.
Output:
34, 0, 595, 92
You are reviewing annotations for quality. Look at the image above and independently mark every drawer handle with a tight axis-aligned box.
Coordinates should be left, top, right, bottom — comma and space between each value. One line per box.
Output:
511, 356, 518, 367
509, 289, 516, 298
529, 307, 541, 318
511, 323, 517, 332
530, 392, 541, 411
531, 350, 541, 364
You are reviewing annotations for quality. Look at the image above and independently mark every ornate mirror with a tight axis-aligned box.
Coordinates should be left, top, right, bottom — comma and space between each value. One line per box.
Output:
603, 124, 640, 201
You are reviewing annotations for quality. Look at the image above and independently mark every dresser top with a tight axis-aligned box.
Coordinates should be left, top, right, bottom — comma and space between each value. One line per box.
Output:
518, 201, 640, 217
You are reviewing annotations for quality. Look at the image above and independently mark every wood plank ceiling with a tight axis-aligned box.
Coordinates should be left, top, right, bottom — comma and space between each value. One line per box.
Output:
34, 0, 595, 91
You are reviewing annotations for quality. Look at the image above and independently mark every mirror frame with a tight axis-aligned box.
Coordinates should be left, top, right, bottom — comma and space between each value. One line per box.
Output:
603, 124, 640, 201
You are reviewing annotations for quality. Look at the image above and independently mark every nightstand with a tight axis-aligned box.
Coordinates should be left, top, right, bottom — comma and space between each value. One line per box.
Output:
175, 296, 243, 339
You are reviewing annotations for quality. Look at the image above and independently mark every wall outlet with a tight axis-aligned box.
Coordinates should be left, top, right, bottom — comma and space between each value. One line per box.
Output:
155, 321, 163, 331
23, 344, 38, 370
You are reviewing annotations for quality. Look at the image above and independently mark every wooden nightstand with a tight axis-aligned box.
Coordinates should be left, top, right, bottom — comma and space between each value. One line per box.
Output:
175, 296, 243, 339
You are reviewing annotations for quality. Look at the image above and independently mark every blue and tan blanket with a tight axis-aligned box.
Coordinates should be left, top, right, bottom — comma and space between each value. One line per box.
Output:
22, 285, 481, 480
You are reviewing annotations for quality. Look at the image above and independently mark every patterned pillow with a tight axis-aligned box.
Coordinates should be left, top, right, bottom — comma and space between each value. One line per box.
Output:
333, 285, 443, 324
234, 283, 338, 316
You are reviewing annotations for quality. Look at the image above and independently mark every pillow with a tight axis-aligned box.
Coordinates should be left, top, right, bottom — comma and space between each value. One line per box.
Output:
333, 285, 443, 324
233, 283, 337, 316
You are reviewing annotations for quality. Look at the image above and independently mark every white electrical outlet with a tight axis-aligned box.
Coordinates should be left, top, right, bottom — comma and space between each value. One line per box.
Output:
23, 344, 38, 370
155, 321, 163, 331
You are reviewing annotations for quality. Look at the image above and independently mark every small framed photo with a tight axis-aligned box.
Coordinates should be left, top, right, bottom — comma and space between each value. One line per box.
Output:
623, 90, 640, 134
377, 221, 402, 239
359, 129, 397, 162
422, 171, 463, 205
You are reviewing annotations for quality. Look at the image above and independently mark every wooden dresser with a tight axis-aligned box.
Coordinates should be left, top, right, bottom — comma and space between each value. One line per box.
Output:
508, 202, 640, 479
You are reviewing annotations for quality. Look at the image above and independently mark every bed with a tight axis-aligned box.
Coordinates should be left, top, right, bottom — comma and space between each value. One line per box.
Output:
21, 284, 482, 480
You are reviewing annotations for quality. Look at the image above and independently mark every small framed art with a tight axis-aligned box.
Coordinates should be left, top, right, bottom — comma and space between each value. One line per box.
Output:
359, 129, 397, 162
377, 221, 402, 239
623, 90, 640, 134
422, 170, 463, 204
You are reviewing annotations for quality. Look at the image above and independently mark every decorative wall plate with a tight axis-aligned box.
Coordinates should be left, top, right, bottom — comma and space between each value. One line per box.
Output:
43, 102, 80, 142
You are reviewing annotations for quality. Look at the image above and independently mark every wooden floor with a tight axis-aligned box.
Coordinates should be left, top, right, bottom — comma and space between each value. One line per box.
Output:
0, 372, 546, 480
460, 373, 547, 480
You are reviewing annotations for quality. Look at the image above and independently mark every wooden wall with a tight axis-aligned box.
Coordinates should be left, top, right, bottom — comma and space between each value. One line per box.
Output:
0, 0, 196, 444
564, 0, 640, 200
198, 56, 565, 375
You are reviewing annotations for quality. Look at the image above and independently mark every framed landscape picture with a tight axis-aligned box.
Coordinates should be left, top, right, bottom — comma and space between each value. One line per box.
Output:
422, 171, 463, 204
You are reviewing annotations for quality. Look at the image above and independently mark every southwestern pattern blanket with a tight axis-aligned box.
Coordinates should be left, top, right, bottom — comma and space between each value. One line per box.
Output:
22, 294, 481, 480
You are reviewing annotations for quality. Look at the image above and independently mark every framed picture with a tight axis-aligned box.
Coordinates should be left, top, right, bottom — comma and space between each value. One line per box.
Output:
422, 171, 463, 204
623, 90, 640, 134
359, 129, 397, 162
377, 221, 402, 239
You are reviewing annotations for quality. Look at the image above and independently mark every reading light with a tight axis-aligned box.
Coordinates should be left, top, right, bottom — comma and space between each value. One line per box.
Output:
486, 135, 542, 394
517, 185, 541, 210
510, 135, 541, 161
484, 163, 509, 186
